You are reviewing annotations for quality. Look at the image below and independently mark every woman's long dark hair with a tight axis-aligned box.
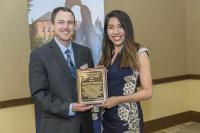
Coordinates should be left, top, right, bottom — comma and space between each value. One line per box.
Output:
99, 10, 141, 70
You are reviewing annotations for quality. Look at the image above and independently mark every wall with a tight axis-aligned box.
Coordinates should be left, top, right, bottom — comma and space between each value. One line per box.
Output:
186, 0, 200, 74
142, 80, 190, 121
105, 0, 188, 79
0, 105, 35, 133
104, 0, 200, 121
0, 0, 200, 132
0, 80, 199, 132
188, 80, 200, 111
0, 0, 192, 101
141, 80, 200, 122
142, 80, 200, 121
0, 0, 30, 101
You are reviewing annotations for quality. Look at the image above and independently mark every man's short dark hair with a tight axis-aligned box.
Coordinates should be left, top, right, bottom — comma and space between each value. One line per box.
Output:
51, 6, 75, 24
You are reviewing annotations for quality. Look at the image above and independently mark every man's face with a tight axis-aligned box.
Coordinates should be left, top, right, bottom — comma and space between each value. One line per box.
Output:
52, 11, 75, 45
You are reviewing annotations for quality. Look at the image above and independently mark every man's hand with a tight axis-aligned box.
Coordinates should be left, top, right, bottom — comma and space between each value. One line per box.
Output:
95, 65, 104, 68
72, 103, 93, 112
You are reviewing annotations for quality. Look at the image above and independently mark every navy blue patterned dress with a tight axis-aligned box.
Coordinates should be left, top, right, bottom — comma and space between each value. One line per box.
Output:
102, 48, 148, 133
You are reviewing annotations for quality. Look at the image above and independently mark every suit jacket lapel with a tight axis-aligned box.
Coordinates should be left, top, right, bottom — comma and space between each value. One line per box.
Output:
72, 42, 79, 68
49, 40, 75, 80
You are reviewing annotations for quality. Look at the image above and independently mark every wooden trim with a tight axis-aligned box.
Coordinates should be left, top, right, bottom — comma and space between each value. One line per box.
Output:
153, 75, 187, 85
144, 111, 200, 133
190, 111, 200, 122
153, 74, 200, 85
0, 99, 199, 132
187, 74, 200, 80
0, 97, 33, 109
0, 74, 199, 109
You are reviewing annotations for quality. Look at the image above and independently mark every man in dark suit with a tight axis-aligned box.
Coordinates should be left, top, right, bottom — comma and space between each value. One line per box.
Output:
29, 7, 94, 133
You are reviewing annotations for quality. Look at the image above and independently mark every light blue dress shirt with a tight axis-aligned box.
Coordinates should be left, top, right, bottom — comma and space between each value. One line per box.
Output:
54, 37, 75, 116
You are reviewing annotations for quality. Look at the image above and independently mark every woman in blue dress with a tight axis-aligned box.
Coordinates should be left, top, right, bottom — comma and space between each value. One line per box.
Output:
98, 10, 153, 133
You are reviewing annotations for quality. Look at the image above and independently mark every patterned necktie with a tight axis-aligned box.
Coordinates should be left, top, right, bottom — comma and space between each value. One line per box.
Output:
65, 49, 76, 79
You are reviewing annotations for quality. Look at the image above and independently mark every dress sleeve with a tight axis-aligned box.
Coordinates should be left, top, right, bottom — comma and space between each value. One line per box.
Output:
137, 47, 149, 56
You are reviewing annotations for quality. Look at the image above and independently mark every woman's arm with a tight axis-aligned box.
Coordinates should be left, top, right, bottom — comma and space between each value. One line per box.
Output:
104, 52, 153, 108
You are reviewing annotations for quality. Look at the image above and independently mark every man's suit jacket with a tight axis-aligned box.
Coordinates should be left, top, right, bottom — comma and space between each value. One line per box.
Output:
29, 39, 94, 133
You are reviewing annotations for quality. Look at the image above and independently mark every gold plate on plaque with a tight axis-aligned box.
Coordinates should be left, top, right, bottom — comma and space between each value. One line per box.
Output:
76, 68, 107, 104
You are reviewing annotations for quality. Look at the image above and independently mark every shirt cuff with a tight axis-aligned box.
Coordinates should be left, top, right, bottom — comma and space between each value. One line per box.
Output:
68, 103, 75, 116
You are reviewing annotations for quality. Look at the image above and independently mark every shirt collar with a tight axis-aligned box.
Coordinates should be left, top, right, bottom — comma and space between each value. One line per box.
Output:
54, 37, 73, 54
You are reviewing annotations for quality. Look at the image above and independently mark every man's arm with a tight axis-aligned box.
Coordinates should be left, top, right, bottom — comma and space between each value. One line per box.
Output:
29, 51, 70, 119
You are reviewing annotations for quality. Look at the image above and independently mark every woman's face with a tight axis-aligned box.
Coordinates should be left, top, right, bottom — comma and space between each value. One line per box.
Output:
107, 17, 125, 47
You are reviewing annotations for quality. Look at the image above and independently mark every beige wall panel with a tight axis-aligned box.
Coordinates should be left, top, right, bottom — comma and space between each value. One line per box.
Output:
187, 80, 200, 111
105, 0, 187, 79
141, 80, 190, 121
0, 105, 35, 133
186, 0, 200, 74
0, 0, 30, 100
1, 81, 200, 131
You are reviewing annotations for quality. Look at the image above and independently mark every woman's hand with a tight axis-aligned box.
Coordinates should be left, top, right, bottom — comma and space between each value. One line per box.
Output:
103, 96, 120, 108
